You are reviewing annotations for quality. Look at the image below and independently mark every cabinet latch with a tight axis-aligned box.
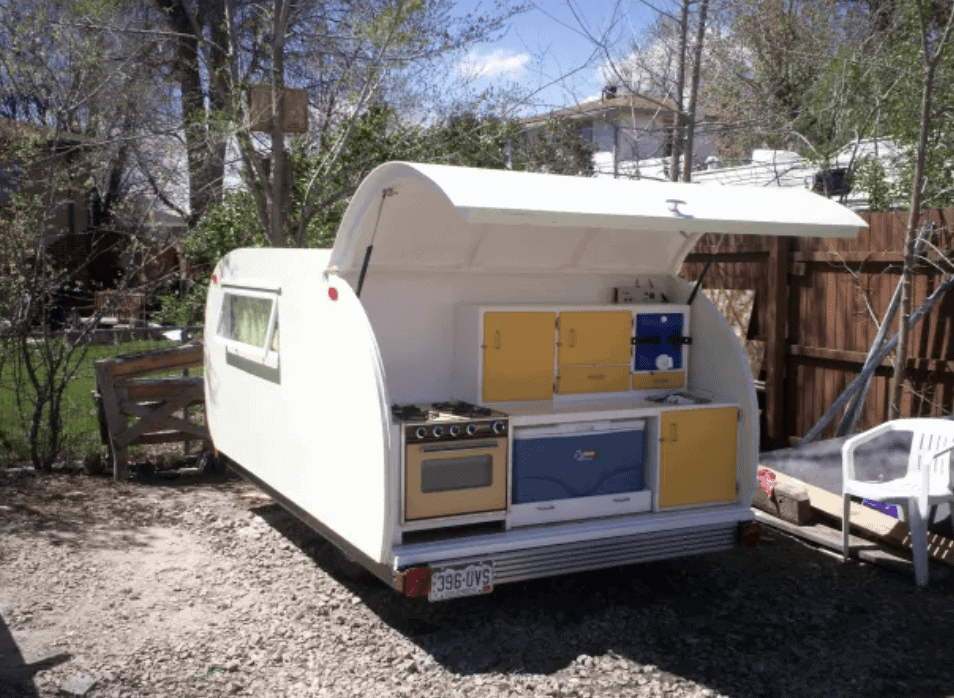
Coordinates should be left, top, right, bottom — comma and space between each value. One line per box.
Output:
632, 336, 661, 346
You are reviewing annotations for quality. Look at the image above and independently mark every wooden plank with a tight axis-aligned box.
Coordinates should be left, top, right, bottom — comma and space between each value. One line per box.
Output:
764, 236, 789, 447
120, 378, 204, 402
101, 345, 203, 378
120, 397, 204, 415
684, 251, 769, 264
752, 510, 922, 578
95, 361, 129, 480
112, 390, 198, 448
133, 430, 210, 445
92, 390, 110, 447
791, 251, 905, 264
789, 344, 954, 372
826, 265, 838, 417
758, 465, 954, 566
118, 406, 208, 440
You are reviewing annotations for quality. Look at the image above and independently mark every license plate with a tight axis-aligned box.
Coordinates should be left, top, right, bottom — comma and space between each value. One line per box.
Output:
428, 562, 494, 601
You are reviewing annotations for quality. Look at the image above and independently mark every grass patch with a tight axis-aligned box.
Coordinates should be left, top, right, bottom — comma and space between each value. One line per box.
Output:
0, 338, 202, 462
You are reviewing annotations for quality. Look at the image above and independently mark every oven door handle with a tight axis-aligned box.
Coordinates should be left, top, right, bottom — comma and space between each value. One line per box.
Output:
416, 441, 502, 453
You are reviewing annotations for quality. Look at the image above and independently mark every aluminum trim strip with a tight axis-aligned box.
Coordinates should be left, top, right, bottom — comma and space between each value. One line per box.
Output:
393, 506, 751, 567
394, 523, 738, 586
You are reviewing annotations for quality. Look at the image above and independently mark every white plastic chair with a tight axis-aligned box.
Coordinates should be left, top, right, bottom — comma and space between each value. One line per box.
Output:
842, 418, 954, 586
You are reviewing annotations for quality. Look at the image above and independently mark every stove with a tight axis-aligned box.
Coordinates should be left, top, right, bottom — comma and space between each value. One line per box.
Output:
391, 401, 509, 443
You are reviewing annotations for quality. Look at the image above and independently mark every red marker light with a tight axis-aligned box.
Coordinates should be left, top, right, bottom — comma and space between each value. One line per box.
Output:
328, 287, 339, 301
401, 567, 431, 598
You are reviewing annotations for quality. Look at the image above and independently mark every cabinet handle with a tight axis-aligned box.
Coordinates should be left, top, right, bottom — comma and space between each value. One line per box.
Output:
661, 422, 679, 443
567, 328, 577, 348
612, 496, 630, 503
494, 330, 501, 350
536, 504, 555, 511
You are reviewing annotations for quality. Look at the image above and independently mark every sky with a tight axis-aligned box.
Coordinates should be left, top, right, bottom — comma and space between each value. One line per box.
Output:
450, 0, 660, 115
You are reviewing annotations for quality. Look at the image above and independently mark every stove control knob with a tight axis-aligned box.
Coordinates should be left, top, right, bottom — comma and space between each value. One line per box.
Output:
432, 425, 444, 438
414, 426, 427, 440
449, 424, 461, 437
465, 423, 478, 436
491, 420, 506, 435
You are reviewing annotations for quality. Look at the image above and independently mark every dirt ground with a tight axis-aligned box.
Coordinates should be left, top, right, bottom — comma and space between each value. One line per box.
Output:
3, 461, 954, 698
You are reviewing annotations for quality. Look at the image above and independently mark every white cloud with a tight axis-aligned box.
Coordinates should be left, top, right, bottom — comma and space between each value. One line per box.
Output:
455, 48, 531, 81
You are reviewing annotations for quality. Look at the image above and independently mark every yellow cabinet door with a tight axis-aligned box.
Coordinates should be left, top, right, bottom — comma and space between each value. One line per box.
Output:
556, 365, 630, 394
557, 311, 632, 366
482, 312, 556, 402
658, 407, 739, 508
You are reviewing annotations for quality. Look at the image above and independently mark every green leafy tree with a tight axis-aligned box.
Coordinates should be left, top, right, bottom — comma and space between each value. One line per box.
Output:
160, 106, 593, 323
0, 1, 163, 469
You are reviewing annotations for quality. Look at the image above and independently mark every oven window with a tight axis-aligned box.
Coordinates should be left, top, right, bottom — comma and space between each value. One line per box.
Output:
421, 455, 493, 493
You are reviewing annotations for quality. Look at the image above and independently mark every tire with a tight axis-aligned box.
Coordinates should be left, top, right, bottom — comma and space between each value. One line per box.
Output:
201, 451, 227, 476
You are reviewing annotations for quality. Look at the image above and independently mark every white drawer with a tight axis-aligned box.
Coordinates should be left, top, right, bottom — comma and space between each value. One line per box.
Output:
509, 489, 652, 527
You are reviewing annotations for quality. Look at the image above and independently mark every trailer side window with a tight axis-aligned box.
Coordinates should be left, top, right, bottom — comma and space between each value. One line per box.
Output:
219, 292, 279, 352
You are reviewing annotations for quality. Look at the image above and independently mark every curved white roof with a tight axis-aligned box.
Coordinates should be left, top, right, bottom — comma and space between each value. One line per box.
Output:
329, 162, 866, 277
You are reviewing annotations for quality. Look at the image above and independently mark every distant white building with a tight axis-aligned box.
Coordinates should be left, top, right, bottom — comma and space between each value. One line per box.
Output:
521, 87, 717, 180
694, 140, 905, 211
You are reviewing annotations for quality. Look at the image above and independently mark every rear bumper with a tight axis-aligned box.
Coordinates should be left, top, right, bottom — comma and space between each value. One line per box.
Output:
393, 505, 751, 586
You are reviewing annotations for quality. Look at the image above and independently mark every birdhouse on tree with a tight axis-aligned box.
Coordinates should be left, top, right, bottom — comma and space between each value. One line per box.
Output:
247, 86, 308, 133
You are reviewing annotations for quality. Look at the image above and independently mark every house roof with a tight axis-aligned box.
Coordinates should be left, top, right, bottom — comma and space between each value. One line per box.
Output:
521, 92, 676, 126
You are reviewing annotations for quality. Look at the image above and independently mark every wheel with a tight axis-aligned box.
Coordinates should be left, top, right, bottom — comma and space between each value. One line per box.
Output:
201, 451, 227, 476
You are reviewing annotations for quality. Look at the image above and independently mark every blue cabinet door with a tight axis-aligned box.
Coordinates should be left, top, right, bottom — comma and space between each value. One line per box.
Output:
634, 312, 685, 372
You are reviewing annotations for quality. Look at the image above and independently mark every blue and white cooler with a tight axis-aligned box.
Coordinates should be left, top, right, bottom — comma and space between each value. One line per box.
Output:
512, 419, 646, 505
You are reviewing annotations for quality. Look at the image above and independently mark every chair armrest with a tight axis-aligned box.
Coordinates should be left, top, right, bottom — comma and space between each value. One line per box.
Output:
842, 421, 902, 483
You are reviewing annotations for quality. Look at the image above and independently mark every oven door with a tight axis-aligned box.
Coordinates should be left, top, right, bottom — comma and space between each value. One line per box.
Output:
405, 439, 507, 521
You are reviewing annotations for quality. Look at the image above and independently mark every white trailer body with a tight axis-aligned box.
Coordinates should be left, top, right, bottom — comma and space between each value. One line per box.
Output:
204, 162, 865, 600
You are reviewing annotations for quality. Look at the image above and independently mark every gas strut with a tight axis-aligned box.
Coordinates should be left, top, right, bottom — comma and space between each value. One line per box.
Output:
356, 188, 394, 298
686, 233, 724, 305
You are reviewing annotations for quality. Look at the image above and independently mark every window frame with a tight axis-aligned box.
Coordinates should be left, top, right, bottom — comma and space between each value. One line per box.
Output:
218, 285, 281, 369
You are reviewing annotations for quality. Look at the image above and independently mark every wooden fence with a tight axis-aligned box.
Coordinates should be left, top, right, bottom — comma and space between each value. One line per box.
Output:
681, 207, 954, 449
95, 342, 210, 479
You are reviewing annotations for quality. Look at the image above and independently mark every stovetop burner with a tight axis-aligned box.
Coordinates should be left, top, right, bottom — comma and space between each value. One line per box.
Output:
431, 400, 492, 418
390, 403, 436, 422
391, 401, 508, 441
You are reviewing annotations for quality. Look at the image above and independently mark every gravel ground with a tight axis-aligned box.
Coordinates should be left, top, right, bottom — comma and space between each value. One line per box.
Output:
2, 465, 954, 698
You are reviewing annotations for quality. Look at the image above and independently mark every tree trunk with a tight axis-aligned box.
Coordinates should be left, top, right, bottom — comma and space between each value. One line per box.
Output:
669, 0, 690, 182
268, 0, 290, 247
681, 0, 708, 183
889, 16, 938, 418
156, 0, 229, 228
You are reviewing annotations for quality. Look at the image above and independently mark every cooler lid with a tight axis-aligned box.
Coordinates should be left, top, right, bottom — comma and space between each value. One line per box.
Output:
515, 419, 646, 439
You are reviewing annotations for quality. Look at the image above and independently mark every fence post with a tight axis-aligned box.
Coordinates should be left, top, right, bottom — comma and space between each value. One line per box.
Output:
764, 236, 790, 448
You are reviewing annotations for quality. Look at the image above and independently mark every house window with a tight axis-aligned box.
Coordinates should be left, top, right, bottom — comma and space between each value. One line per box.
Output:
580, 126, 594, 144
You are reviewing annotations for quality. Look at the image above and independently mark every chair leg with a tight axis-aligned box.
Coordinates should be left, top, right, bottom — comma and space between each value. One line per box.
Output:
842, 494, 851, 562
908, 497, 929, 587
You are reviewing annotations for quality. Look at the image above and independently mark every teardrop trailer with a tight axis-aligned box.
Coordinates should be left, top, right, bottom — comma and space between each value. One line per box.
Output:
204, 162, 865, 601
